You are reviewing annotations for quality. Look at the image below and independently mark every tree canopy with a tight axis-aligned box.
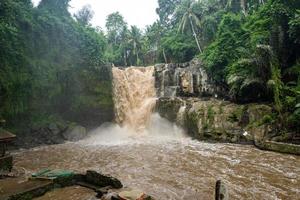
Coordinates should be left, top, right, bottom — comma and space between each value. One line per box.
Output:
0, 0, 299, 133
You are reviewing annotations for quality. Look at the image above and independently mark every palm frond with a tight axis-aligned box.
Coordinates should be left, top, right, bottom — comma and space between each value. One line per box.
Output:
190, 13, 201, 27
178, 13, 189, 33
227, 74, 244, 85
240, 77, 264, 91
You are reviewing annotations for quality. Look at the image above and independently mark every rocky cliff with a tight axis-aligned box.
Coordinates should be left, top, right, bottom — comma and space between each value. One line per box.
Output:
156, 97, 271, 143
154, 59, 226, 98
154, 60, 300, 154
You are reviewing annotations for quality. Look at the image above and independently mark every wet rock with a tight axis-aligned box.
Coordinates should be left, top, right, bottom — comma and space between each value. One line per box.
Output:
48, 123, 61, 135
101, 192, 120, 200
156, 97, 273, 144
119, 190, 154, 200
156, 98, 183, 122
62, 125, 87, 142
154, 59, 224, 98
180, 71, 194, 94
85, 170, 123, 189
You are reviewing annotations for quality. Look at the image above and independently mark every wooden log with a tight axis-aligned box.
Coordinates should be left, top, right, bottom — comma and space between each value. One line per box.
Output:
215, 180, 229, 200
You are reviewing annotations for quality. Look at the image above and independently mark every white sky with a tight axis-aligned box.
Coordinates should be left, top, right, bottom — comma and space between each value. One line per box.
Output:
31, 0, 159, 30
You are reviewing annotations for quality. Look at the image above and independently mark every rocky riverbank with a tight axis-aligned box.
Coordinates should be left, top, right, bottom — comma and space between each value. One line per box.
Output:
10, 122, 89, 149
156, 96, 300, 155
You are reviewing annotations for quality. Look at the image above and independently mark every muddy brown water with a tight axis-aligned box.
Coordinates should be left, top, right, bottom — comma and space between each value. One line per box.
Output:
11, 134, 300, 200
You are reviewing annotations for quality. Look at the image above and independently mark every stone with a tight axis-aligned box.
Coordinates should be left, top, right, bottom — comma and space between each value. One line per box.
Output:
119, 190, 154, 200
156, 97, 272, 144
85, 170, 123, 189
257, 140, 300, 155
101, 192, 120, 200
62, 125, 87, 141
156, 98, 183, 122
180, 71, 194, 94
48, 123, 61, 135
231, 135, 238, 143
154, 59, 218, 98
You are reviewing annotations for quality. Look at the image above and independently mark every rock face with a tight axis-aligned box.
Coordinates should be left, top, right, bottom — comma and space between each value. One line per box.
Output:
85, 170, 123, 189
12, 122, 89, 149
118, 190, 154, 200
62, 125, 87, 142
156, 97, 273, 144
154, 59, 225, 98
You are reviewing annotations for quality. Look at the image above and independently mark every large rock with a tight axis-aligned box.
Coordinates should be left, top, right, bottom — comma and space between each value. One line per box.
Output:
154, 59, 225, 98
85, 170, 123, 189
156, 97, 272, 143
119, 190, 154, 200
62, 125, 87, 142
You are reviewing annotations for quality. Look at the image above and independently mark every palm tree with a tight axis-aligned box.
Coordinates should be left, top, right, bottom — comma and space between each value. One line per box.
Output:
128, 26, 142, 65
145, 21, 168, 63
119, 26, 130, 66
177, 0, 203, 53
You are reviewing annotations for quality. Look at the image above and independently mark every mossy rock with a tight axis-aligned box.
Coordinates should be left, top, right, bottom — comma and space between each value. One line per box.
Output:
156, 98, 183, 122
184, 110, 201, 139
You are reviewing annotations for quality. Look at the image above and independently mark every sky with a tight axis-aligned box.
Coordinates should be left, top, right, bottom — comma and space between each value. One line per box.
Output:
31, 0, 159, 30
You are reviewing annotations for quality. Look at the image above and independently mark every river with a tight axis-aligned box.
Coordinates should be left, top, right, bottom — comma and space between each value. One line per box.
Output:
13, 122, 300, 200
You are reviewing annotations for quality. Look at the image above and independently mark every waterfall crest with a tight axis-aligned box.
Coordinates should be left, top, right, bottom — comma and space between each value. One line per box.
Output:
112, 66, 156, 132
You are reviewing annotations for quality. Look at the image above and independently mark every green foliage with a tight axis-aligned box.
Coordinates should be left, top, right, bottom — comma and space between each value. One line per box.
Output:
0, 0, 113, 130
156, 0, 180, 26
161, 32, 197, 63
202, 13, 245, 83
206, 105, 215, 127
289, 9, 300, 44
74, 5, 94, 26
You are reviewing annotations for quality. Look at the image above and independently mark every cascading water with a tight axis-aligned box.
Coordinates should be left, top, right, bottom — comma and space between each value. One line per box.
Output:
81, 66, 184, 146
112, 66, 156, 132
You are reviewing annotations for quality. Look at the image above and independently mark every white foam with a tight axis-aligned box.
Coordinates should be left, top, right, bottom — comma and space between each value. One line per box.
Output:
80, 113, 186, 146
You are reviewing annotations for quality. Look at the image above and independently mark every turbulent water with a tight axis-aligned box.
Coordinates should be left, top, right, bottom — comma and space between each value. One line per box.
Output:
13, 136, 300, 199
9, 66, 300, 199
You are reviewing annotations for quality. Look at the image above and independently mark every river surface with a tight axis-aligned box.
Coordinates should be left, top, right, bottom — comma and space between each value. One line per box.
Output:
13, 128, 300, 200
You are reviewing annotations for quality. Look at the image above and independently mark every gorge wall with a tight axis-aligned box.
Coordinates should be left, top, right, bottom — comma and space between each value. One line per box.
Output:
154, 59, 226, 98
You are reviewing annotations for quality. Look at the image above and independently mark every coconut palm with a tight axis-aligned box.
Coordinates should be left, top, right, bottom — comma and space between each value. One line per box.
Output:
177, 0, 203, 53
128, 26, 142, 65
119, 26, 130, 66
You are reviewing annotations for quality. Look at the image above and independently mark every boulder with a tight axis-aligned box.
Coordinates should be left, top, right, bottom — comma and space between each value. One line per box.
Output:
156, 97, 273, 143
101, 192, 120, 200
62, 125, 87, 142
85, 170, 123, 189
119, 190, 154, 200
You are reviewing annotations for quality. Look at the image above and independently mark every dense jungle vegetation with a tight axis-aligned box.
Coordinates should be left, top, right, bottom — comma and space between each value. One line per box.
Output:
0, 0, 299, 134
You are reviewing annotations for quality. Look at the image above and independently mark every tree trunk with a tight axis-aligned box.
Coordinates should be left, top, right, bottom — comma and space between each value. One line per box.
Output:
163, 48, 167, 63
124, 50, 127, 66
189, 16, 202, 53
136, 51, 139, 65
240, 0, 247, 15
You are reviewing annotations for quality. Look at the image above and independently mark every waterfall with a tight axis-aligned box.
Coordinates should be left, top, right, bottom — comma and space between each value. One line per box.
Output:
112, 66, 156, 132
